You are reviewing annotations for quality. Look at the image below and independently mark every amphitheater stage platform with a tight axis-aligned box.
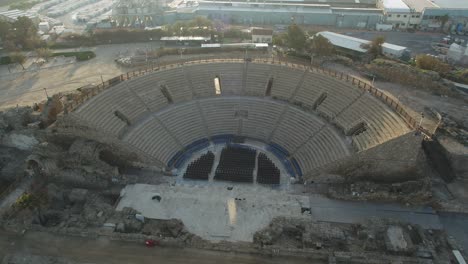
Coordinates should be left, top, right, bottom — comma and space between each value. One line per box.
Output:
116, 183, 442, 242
116, 183, 309, 242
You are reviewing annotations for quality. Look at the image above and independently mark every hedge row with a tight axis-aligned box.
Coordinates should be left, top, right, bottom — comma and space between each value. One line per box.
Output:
52, 51, 96, 61
0, 51, 96, 65
0, 56, 12, 65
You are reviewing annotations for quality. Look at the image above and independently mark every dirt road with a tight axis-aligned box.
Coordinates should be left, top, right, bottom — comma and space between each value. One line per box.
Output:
0, 230, 319, 264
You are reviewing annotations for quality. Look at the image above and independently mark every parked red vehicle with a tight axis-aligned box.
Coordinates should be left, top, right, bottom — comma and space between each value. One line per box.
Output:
144, 239, 159, 247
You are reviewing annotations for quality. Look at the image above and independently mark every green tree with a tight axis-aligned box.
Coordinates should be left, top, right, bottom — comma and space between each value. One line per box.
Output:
189, 16, 212, 29
415, 54, 451, 75
368, 36, 385, 58
309, 34, 335, 56
437, 14, 449, 31
36, 47, 53, 61
13, 16, 37, 39
10, 52, 26, 69
286, 24, 306, 51
0, 20, 11, 39
4, 16, 40, 50
272, 33, 287, 46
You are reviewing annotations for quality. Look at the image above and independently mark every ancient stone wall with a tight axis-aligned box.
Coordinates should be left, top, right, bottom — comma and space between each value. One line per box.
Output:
307, 132, 425, 183
431, 136, 468, 181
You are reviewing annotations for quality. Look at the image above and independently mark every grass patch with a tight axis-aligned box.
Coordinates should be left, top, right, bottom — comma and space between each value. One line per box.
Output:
0, 56, 12, 65
52, 51, 96, 61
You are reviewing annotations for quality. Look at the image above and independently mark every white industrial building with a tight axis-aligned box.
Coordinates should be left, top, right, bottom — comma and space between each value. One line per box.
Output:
378, 0, 413, 29
251, 28, 273, 44
402, 0, 437, 28
316, 31, 408, 58
447, 43, 468, 65
38, 21, 50, 32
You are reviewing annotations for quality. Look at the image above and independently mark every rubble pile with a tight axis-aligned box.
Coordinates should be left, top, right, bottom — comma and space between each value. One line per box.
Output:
326, 178, 432, 204
438, 113, 468, 146
364, 59, 458, 97
254, 217, 458, 263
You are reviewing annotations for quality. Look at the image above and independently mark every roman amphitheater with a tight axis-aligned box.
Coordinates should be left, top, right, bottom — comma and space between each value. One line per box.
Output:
1, 56, 467, 263
70, 58, 416, 176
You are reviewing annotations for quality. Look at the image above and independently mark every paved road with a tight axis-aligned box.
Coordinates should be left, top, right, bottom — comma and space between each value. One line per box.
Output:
308, 195, 442, 229
0, 230, 317, 264
438, 212, 468, 253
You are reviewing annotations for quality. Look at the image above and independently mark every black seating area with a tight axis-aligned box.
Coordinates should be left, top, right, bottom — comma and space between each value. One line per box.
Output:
214, 145, 256, 183
256, 153, 281, 184
183, 151, 215, 180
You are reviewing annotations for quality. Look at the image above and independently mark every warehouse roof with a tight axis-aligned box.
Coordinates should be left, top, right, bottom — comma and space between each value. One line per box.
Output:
317, 31, 368, 52
430, 0, 468, 9
252, 28, 273, 35
402, 0, 437, 12
161, 36, 211, 41
381, 0, 410, 13
317, 31, 407, 53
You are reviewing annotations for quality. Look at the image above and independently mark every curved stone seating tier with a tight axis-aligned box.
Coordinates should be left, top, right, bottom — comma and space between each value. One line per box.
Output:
245, 63, 272, 96
240, 99, 285, 140
126, 73, 169, 112
334, 93, 411, 151
75, 81, 149, 137
294, 71, 363, 118
122, 116, 180, 164
271, 107, 324, 152
270, 66, 305, 100
184, 63, 217, 98
148, 67, 192, 102
72, 60, 413, 173
295, 125, 350, 172
120, 97, 350, 174
214, 63, 245, 95
200, 98, 240, 136
158, 101, 207, 146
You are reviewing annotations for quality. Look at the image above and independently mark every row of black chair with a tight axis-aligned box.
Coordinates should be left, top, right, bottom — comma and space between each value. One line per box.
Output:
256, 153, 280, 184
214, 146, 256, 183
183, 151, 215, 180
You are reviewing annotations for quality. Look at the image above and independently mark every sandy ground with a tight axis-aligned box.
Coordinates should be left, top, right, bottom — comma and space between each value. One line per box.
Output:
0, 42, 161, 110
0, 229, 317, 264
0, 45, 255, 110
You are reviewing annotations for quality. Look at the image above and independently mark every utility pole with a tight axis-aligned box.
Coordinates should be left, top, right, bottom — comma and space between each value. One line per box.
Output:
418, 112, 425, 128
43, 88, 49, 99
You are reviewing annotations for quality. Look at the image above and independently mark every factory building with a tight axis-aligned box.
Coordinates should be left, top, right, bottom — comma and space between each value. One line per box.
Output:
195, 1, 383, 29
109, 0, 468, 32
419, 0, 468, 33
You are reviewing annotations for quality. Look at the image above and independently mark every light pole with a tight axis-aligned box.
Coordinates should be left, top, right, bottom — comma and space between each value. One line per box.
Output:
418, 112, 424, 128
179, 48, 185, 59
43, 88, 49, 99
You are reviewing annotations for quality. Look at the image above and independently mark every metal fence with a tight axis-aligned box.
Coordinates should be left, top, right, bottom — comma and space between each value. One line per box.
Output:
64, 56, 435, 136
